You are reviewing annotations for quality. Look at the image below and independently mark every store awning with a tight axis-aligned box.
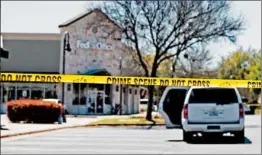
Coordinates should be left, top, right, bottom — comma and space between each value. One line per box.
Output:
78, 68, 111, 76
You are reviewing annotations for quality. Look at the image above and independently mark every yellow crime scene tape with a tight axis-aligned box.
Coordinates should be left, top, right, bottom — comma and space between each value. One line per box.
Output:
246, 104, 261, 107
0, 72, 261, 88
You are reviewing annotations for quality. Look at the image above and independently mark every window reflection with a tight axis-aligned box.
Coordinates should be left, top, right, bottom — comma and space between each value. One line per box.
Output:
45, 84, 57, 99
17, 87, 30, 99
7, 86, 16, 101
31, 87, 44, 99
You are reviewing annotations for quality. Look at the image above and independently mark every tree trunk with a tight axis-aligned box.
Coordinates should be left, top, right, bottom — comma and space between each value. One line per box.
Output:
146, 62, 158, 121
172, 57, 178, 77
146, 85, 154, 121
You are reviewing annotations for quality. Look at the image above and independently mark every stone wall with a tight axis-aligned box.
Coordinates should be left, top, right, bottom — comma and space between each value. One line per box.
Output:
59, 9, 142, 76
57, 10, 141, 114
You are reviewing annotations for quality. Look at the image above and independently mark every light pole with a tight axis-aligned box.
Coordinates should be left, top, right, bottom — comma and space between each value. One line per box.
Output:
61, 32, 71, 107
119, 56, 122, 115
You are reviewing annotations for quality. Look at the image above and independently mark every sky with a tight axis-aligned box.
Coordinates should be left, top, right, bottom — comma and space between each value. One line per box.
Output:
1, 1, 261, 67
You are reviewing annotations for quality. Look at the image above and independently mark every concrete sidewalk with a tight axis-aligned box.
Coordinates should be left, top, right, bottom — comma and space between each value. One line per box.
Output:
0, 112, 161, 138
0, 114, 130, 138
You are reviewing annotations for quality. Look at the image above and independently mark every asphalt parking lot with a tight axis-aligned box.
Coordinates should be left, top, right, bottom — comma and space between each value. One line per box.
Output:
1, 115, 261, 154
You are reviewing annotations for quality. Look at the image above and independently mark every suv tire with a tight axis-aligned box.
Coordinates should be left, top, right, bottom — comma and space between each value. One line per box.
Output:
183, 130, 192, 143
234, 128, 245, 143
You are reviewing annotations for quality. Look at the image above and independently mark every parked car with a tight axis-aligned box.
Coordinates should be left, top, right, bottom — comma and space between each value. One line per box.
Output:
159, 87, 245, 143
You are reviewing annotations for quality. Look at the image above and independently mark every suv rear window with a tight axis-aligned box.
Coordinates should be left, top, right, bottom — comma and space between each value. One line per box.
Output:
189, 88, 238, 104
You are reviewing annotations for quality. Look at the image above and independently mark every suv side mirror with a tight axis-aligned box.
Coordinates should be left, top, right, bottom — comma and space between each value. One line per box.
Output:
241, 96, 248, 103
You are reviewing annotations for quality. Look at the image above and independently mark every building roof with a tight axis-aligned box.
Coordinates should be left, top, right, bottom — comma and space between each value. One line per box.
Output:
58, 9, 121, 30
1, 33, 60, 40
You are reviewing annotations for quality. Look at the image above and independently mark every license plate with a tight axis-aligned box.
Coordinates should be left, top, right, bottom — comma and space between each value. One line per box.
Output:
207, 126, 220, 130
209, 111, 219, 116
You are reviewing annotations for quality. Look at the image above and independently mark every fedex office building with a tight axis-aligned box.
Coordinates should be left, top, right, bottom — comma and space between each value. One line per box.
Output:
0, 9, 141, 115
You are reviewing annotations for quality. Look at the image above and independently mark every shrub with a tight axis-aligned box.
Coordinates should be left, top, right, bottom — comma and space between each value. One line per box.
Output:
7, 99, 62, 123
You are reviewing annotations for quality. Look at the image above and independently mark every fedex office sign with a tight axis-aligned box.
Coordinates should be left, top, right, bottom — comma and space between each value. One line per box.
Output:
76, 40, 113, 50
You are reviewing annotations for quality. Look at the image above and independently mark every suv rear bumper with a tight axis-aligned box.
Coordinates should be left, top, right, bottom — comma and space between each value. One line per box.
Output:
182, 119, 244, 132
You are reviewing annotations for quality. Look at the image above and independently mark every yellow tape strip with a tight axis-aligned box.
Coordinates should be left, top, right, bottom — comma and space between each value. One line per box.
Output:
246, 104, 261, 107
0, 73, 261, 88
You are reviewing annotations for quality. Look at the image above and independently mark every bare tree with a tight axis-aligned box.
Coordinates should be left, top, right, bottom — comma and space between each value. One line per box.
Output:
97, 1, 244, 121
176, 45, 213, 78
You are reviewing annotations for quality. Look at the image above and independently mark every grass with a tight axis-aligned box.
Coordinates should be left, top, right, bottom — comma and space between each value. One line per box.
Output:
255, 109, 261, 115
89, 117, 164, 126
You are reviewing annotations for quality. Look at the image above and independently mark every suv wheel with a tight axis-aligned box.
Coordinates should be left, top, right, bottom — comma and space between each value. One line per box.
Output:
183, 130, 192, 143
234, 128, 245, 143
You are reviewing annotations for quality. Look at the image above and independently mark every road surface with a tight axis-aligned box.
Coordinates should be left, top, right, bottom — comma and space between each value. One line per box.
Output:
1, 116, 261, 154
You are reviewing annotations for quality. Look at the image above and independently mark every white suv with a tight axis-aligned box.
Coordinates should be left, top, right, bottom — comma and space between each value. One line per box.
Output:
159, 87, 245, 143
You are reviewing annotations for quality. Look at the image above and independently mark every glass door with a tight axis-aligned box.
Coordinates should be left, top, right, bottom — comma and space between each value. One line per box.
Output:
87, 91, 97, 114
96, 91, 104, 114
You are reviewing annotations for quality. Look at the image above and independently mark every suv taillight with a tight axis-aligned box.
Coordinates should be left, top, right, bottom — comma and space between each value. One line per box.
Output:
183, 104, 188, 119
239, 104, 244, 118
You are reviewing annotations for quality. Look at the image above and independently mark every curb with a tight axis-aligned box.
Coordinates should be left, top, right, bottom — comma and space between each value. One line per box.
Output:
0, 124, 86, 139
0, 123, 165, 138
86, 123, 165, 127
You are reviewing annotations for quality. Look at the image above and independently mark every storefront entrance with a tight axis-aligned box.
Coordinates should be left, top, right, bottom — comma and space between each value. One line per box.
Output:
71, 83, 112, 115
87, 90, 105, 114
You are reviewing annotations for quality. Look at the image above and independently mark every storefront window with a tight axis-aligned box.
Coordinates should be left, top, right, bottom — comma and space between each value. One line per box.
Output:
17, 86, 30, 99
89, 84, 103, 90
2, 87, 7, 103
87, 93, 95, 113
72, 96, 80, 105
72, 83, 82, 105
72, 96, 86, 105
96, 92, 103, 113
45, 90, 57, 98
105, 96, 111, 105
8, 86, 16, 101
2, 87, 8, 103
45, 84, 57, 99
80, 95, 86, 105
73, 83, 79, 94
31, 87, 44, 99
